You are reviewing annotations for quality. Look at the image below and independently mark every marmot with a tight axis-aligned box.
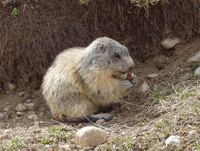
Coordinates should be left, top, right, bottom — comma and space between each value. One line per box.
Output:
42, 37, 137, 122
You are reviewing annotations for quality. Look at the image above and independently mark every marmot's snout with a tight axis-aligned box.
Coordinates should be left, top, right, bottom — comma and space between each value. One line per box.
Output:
126, 57, 135, 72
128, 65, 135, 73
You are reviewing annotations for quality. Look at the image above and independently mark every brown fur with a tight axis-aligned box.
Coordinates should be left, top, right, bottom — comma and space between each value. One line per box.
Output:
41, 37, 136, 122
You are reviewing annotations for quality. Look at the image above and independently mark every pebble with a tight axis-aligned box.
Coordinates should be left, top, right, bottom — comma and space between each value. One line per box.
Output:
8, 83, 16, 91
189, 130, 196, 135
18, 92, 26, 97
96, 119, 106, 124
161, 37, 181, 49
165, 135, 180, 146
16, 112, 25, 116
0, 113, 5, 120
194, 67, 200, 76
146, 73, 159, 78
28, 114, 38, 121
27, 111, 35, 115
137, 82, 150, 93
4, 106, 11, 112
39, 112, 44, 117
59, 144, 71, 151
15, 103, 26, 112
187, 51, 200, 63
33, 121, 39, 126
76, 126, 107, 147
26, 99, 32, 103
158, 133, 165, 139
24, 102, 35, 110
154, 56, 166, 69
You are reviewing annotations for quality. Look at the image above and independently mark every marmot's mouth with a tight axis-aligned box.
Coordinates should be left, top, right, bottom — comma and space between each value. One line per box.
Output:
113, 72, 134, 81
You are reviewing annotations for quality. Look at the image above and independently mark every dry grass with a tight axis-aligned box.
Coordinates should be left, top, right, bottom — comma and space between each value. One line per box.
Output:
103, 71, 200, 150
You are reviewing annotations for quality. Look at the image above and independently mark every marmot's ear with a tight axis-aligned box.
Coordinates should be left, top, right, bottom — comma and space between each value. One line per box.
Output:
98, 42, 107, 53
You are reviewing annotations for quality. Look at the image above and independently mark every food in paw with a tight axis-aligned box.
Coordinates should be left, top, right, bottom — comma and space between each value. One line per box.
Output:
126, 73, 134, 80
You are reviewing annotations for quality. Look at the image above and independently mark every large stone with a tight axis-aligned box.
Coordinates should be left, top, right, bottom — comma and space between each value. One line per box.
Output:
161, 37, 181, 49
15, 103, 26, 112
76, 126, 107, 147
187, 51, 200, 63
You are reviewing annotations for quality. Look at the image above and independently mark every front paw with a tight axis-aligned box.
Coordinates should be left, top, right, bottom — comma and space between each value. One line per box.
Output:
87, 113, 113, 122
130, 75, 138, 85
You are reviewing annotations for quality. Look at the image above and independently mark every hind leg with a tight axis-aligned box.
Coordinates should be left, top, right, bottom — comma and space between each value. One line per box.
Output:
50, 100, 113, 123
49, 96, 101, 122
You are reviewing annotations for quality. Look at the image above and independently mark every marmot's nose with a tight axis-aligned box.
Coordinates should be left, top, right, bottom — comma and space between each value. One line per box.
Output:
127, 58, 135, 72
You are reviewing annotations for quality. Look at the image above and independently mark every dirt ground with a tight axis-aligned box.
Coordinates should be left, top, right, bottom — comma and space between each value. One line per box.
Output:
0, 38, 200, 150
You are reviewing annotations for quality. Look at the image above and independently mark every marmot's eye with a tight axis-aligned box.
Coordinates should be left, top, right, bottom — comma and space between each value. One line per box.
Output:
114, 53, 120, 59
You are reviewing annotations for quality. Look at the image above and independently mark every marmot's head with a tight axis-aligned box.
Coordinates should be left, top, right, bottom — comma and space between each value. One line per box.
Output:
85, 37, 135, 80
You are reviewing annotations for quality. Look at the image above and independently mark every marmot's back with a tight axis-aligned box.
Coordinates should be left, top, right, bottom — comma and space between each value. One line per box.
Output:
41, 37, 136, 122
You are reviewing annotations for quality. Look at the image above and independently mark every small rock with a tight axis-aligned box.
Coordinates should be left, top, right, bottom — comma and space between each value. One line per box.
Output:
4, 103, 9, 106
127, 107, 131, 110
24, 102, 35, 110
165, 135, 180, 146
187, 51, 200, 63
189, 130, 196, 135
15, 103, 26, 112
59, 144, 71, 151
161, 37, 181, 49
194, 67, 200, 76
8, 83, 16, 91
155, 62, 164, 69
146, 73, 159, 78
154, 55, 168, 70
26, 99, 32, 103
4, 106, 11, 112
33, 121, 39, 126
138, 82, 150, 93
76, 126, 107, 147
16, 112, 25, 116
0, 113, 5, 120
28, 114, 38, 121
39, 112, 44, 117
158, 133, 165, 139
18, 92, 26, 97
27, 111, 35, 115
96, 119, 106, 124
77, 123, 82, 129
